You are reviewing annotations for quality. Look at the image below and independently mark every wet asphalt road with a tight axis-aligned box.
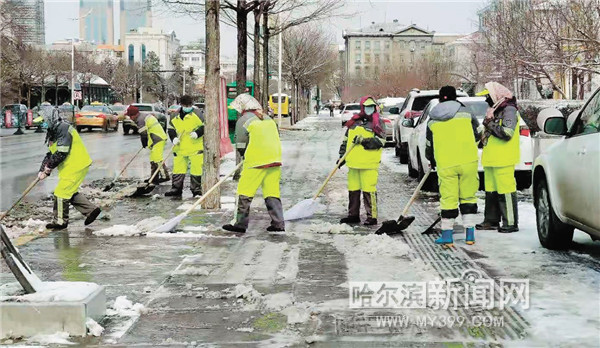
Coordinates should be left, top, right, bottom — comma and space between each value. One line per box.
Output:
0, 126, 149, 210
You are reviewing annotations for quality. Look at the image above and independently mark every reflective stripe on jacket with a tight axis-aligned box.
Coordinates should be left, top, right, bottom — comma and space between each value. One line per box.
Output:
49, 124, 92, 178
344, 119, 384, 169
482, 106, 520, 167
169, 111, 204, 156
426, 100, 479, 169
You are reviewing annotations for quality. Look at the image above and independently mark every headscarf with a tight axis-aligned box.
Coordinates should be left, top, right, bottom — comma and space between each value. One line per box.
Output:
42, 106, 62, 144
344, 95, 383, 137
230, 94, 262, 112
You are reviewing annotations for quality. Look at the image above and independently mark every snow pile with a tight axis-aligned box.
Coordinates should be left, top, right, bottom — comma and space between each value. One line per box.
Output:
0, 281, 99, 302
93, 216, 166, 236
28, 331, 74, 345
86, 318, 104, 337
172, 266, 210, 276
333, 233, 411, 257
177, 202, 235, 211
3, 218, 47, 239
295, 222, 355, 234
234, 284, 263, 303
182, 225, 209, 232
106, 296, 146, 317
263, 292, 294, 311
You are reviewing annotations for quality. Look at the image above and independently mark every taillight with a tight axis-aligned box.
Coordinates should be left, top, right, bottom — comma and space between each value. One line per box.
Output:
519, 126, 530, 136
75, 113, 81, 118
97, 114, 106, 119
384, 118, 391, 124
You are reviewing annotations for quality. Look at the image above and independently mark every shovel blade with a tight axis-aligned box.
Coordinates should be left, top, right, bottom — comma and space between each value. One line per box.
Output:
375, 215, 415, 235
395, 216, 415, 230
148, 214, 185, 233
129, 184, 156, 197
284, 199, 323, 221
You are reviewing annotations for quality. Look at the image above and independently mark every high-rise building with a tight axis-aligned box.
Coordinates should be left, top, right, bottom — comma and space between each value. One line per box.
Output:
120, 0, 152, 46
7, 0, 45, 45
79, 0, 114, 45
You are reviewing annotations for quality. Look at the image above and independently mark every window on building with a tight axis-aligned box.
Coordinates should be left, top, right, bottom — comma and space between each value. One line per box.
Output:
355, 53, 361, 64
365, 53, 371, 63
374, 53, 380, 63
141, 44, 146, 62
128, 44, 134, 65
355, 40, 361, 50
374, 41, 380, 51
365, 40, 370, 49
192, 57, 200, 62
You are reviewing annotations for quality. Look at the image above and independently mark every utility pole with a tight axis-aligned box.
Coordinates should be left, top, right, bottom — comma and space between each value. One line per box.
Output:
183, 70, 186, 95
277, 15, 283, 129
203, 0, 221, 209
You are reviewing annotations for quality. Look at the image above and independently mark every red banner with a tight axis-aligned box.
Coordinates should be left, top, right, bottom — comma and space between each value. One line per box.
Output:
219, 76, 233, 158
4, 110, 13, 128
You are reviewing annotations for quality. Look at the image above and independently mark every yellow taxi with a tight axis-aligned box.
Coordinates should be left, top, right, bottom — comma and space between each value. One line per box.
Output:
75, 102, 119, 132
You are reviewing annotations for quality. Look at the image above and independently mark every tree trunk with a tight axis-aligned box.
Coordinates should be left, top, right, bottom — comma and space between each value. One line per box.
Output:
236, 0, 248, 97
253, 5, 261, 103
203, 0, 221, 210
261, 8, 269, 107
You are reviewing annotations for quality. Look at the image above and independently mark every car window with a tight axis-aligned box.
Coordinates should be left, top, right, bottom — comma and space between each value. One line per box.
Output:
111, 105, 126, 111
572, 90, 600, 136
412, 96, 438, 111
464, 101, 488, 119
134, 105, 153, 112
345, 104, 361, 111
81, 106, 105, 112
416, 104, 432, 126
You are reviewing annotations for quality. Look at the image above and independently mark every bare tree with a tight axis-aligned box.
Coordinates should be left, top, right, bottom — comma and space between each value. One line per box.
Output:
203, 0, 221, 209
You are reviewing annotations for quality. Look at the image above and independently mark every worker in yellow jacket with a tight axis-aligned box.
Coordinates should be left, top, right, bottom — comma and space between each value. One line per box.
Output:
126, 105, 170, 184
476, 82, 520, 233
223, 94, 284, 233
37, 107, 100, 230
337, 96, 386, 226
165, 95, 204, 198
425, 86, 480, 246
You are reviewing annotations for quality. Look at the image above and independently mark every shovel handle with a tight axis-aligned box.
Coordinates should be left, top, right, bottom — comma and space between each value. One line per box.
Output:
0, 178, 40, 221
399, 169, 431, 218
312, 143, 356, 200
112, 147, 144, 183
184, 161, 244, 216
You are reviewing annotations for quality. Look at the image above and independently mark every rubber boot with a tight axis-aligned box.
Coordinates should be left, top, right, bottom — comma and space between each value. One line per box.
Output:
465, 228, 475, 245
70, 192, 100, 225
362, 191, 378, 226
190, 175, 202, 197
463, 213, 477, 245
223, 195, 253, 233
165, 174, 184, 197
498, 192, 519, 233
46, 196, 69, 230
476, 191, 501, 230
158, 162, 170, 183
340, 191, 361, 224
145, 162, 160, 184
435, 218, 454, 246
265, 197, 285, 232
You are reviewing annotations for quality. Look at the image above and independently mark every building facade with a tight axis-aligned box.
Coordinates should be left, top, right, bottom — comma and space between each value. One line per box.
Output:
8, 0, 45, 45
124, 27, 180, 70
342, 21, 462, 78
119, 0, 152, 46
181, 49, 205, 83
80, 0, 114, 45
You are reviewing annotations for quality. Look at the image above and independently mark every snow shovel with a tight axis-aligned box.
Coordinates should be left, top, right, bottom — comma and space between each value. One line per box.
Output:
375, 169, 432, 235
0, 178, 40, 221
422, 216, 441, 235
103, 147, 144, 192
284, 143, 356, 221
129, 151, 173, 197
147, 161, 243, 233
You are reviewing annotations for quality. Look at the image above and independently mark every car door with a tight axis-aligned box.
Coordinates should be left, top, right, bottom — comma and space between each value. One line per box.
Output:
559, 90, 600, 228
411, 103, 430, 166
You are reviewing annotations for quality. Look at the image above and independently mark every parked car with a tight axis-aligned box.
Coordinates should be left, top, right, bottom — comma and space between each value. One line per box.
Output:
404, 97, 533, 191
380, 104, 402, 145
393, 89, 468, 163
340, 103, 361, 126
57, 103, 80, 124
1, 104, 30, 128
532, 87, 600, 250
110, 103, 128, 121
123, 103, 168, 135
75, 104, 119, 132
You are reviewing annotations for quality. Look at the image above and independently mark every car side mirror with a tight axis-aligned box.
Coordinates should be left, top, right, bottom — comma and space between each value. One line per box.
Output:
402, 119, 414, 128
544, 117, 567, 135
389, 107, 399, 114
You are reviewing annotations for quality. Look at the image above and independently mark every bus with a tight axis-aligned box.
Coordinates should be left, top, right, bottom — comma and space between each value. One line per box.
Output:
269, 93, 290, 117
226, 81, 254, 122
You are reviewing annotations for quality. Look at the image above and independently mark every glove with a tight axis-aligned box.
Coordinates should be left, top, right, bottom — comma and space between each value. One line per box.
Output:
352, 135, 364, 145
38, 166, 51, 180
173, 137, 180, 145
482, 117, 492, 127
336, 159, 346, 168
189, 132, 198, 140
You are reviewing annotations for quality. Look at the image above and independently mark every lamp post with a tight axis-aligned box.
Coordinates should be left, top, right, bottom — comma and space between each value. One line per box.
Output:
70, 10, 92, 106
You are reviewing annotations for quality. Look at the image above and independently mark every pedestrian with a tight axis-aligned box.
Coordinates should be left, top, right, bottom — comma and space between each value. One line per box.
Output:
165, 95, 204, 198
37, 107, 101, 230
222, 94, 285, 233
126, 106, 170, 184
337, 96, 385, 226
425, 86, 480, 246
475, 82, 520, 233
329, 104, 334, 117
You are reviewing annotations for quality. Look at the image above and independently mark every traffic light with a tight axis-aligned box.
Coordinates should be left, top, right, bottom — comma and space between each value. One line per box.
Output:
189, 67, 194, 76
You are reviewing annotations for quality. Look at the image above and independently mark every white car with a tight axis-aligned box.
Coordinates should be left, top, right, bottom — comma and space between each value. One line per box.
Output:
393, 89, 468, 163
533, 87, 600, 250
379, 98, 405, 145
340, 103, 361, 126
405, 97, 534, 191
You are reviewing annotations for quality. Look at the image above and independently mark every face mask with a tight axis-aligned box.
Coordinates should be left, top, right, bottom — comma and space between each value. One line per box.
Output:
365, 106, 375, 115
485, 96, 494, 107
182, 106, 193, 113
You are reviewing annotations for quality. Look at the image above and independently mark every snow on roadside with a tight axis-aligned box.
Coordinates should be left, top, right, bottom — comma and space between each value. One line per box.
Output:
27, 331, 74, 345
380, 148, 408, 174
86, 318, 104, 337
294, 222, 356, 234
106, 296, 146, 317
0, 281, 99, 302
3, 218, 47, 240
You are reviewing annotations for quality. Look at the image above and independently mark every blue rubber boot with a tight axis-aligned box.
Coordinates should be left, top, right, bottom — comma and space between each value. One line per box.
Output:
435, 229, 454, 246
465, 227, 475, 245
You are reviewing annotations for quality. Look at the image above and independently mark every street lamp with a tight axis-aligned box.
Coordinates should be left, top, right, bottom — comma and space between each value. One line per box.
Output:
70, 9, 92, 106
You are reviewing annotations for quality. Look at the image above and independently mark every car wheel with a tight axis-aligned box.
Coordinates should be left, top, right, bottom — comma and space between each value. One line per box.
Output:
102, 121, 109, 132
87, 126, 93, 131
535, 177, 574, 250
417, 154, 438, 192
408, 153, 418, 178
399, 143, 409, 164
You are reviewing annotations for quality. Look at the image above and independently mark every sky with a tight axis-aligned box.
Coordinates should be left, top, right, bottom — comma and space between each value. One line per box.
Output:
44, 0, 487, 57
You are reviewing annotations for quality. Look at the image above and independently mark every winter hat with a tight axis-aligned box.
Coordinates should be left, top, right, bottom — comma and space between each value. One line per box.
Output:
439, 86, 457, 101
229, 93, 263, 113
126, 105, 139, 116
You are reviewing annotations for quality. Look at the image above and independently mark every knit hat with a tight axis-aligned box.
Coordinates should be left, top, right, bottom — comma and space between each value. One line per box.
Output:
439, 86, 457, 101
